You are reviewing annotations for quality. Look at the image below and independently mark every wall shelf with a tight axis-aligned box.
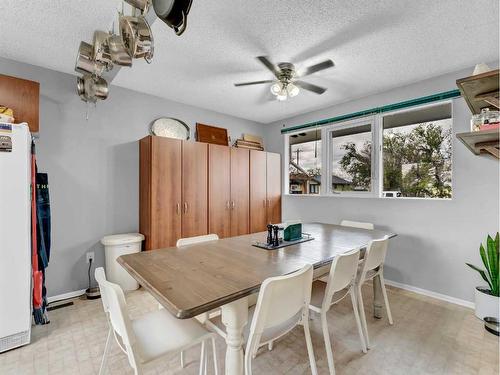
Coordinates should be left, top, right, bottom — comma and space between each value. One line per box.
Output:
456, 129, 499, 159
456, 69, 499, 114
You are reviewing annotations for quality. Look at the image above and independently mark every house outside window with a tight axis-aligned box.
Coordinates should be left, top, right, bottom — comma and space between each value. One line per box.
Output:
288, 129, 322, 194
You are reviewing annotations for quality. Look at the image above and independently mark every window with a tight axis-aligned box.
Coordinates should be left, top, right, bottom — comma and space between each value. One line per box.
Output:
382, 103, 452, 198
284, 100, 453, 199
330, 122, 373, 194
288, 129, 321, 194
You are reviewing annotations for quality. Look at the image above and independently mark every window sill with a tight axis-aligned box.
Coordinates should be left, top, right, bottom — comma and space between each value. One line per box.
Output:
284, 193, 452, 201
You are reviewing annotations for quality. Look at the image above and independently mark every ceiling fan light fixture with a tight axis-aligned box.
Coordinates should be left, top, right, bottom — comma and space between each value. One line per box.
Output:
276, 89, 288, 101
287, 83, 300, 97
270, 81, 283, 96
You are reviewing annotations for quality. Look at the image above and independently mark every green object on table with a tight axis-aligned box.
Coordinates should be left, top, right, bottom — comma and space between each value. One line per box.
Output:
284, 223, 302, 241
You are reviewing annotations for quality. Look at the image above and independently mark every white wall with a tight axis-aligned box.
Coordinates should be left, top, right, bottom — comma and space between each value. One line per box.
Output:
264, 64, 500, 303
0, 57, 267, 297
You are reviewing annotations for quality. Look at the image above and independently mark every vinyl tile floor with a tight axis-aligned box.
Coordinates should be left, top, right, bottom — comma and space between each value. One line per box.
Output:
0, 284, 498, 375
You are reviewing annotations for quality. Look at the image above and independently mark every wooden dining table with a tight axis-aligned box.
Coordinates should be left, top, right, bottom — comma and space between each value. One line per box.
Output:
118, 222, 396, 374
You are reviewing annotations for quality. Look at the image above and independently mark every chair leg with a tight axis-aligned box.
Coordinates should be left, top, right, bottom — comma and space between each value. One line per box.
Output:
320, 312, 336, 375
204, 343, 209, 375
350, 289, 367, 353
98, 327, 112, 375
211, 337, 219, 375
379, 274, 393, 325
244, 350, 253, 375
199, 340, 206, 375
303, 318, 318, 375
357, 285, 370, 349
268, 341, 273, 351
180, 351, 185, 368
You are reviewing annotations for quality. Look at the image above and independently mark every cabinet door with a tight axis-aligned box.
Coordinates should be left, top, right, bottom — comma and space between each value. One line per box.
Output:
143, 136, 182, 250
230, 148, 249, 236
249, 150, 267, 233
182, 141, 208, 238
266, 152, 282, 224
208, 144, 231, 238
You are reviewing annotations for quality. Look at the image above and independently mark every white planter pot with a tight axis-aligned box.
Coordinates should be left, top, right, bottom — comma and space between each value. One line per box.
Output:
474, 287, 499, 320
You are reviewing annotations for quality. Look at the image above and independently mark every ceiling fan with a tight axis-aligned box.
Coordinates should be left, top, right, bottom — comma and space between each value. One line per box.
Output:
234, 56, 334, 101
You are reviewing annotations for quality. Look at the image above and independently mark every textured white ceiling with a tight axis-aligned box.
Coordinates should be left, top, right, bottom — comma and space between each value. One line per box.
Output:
0, 0, 498, 123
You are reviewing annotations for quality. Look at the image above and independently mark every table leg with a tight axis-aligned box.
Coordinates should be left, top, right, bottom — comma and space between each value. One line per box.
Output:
221, 297, 248, 375
373, 274, 383, 319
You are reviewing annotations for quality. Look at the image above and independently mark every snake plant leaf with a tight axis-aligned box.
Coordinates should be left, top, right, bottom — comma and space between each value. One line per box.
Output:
486, 234, 499, 296
466, 263, 493, 291
479, 243, 490, 280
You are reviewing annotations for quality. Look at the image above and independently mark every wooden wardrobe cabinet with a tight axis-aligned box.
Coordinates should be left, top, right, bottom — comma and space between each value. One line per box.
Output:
249, 150, 282, 233
182, 142, 208, 238
140, 136, 208, 250
266, 152, 282, 225
140, 136, 280, 249
140, 136, 182, 250
208, 145, 231, 238
208, 145, 250, 238
230, 147, 250, 236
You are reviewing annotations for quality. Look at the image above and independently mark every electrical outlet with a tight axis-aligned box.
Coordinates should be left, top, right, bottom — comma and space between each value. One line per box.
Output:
86, 251, 95, 264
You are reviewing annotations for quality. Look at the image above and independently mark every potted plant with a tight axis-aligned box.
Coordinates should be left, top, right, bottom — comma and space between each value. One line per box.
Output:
466, 233, 499, 319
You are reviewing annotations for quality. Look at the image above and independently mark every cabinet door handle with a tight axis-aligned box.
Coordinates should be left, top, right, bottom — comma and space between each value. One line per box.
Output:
176, 203, 181, 215
263, 199, 266, 207
267, 199, 271, 207
183, 202, 188, 214
231, 201, 235, 209
226, 201, 230, 209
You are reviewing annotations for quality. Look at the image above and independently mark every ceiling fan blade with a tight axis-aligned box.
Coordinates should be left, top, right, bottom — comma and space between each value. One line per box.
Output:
256, 56, 280, 77
300, 59, 334, 77
234, 80, 274, 87
295, 81, 327, 94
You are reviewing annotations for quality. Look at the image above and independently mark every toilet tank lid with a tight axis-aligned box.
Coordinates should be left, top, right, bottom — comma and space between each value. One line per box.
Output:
101, 233, 145, 246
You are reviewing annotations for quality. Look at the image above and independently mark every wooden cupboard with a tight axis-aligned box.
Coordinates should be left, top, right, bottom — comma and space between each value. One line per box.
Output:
208, 144, 231, 238
140, 136, 208, 250
208, 145, 250, 238
230, 148, 250, 236
249, 150, 282, 233
140, 136, 182, 250
140, 136, 280, 250
0, 74, 40, 133
181, 142, 208, 238
249, 150, 268, 233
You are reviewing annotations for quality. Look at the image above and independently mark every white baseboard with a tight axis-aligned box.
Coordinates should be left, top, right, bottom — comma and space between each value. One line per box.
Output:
47, 289, 86, 304
384, 279, 475, 309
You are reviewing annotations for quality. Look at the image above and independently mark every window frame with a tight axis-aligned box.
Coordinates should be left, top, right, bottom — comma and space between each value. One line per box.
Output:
324, 116, 379, 198
283, 99, 453, 200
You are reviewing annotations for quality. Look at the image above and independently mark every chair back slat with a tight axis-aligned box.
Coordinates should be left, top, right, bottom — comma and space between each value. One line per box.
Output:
323, 249, 360, 307
340, 220, 374, 230
176, 234, 219, 247
361, 237, 389, 273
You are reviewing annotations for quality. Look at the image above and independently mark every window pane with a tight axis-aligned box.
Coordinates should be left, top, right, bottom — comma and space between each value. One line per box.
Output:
289, 129, 321, 194
331, 124, 372, 193
383, 118, 452, 198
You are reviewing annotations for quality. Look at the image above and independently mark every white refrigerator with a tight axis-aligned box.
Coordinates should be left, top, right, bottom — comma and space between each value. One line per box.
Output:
0, 123, 32, 352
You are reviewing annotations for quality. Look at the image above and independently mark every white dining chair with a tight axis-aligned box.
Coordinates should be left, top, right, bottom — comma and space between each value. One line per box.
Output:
356, 237, 393, 349
318, 220, 375, 283
95, 267, 218, 375
309, 249, 366, 375
176, 234, 227, 344
244, 264, 318, 375
340, 220, 374, 230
